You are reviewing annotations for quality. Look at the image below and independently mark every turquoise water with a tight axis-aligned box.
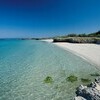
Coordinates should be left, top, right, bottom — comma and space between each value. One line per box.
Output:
0, 40, 100, 100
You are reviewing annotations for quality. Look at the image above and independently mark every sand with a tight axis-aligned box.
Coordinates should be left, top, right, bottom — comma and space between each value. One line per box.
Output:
41, 39, 100, 67
40, 39, 53, 42
54, 42, 100, 67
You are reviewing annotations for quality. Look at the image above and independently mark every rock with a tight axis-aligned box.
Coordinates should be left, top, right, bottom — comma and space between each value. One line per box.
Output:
76, 87, 100, 100
96, 39, 100, 44
74, 96, 86, 100
95, 77, 100, 85
76, 85, 87, 96
74, 77, 100, 100
95, 82, 100, 91
89, 82, 96, 88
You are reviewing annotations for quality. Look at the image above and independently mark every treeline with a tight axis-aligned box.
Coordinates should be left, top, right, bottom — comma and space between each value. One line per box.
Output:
57, 31, 100, 38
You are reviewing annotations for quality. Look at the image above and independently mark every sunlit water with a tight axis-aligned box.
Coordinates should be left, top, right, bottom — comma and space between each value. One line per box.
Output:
0, 40, 100, 100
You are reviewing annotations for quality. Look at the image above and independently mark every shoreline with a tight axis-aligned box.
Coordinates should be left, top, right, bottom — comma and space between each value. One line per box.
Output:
54, 43, 100, 68
40, 39, 53, 42
41, 39, 100, 68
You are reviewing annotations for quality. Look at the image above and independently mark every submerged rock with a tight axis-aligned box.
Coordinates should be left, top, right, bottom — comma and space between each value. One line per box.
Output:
44, 76, 53, 83
81, 78, 91, 83
74, 77, 100, 100
90, 73, 100, 77
67, 75, 78, 82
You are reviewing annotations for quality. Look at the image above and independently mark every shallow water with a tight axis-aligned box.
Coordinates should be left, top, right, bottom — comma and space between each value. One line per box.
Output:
0, 40, 100, 100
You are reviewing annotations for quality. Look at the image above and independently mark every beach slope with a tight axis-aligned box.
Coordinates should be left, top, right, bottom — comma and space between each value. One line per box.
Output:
54, 42, 100, 67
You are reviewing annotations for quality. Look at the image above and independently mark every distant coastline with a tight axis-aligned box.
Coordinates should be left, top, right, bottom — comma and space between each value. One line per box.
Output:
0, 38, 40, 40
0, 30, 100, 43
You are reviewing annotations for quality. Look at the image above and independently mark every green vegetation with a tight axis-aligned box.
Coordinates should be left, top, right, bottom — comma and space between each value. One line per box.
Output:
54, 31, 100, 38
53, 37, 100, 43
67, 75, 78, 82
53, 31, 100, 44
88, 31, 100, 37
44, 76, 53, 83
81, 78, 91, 83
90, 73, 100, 76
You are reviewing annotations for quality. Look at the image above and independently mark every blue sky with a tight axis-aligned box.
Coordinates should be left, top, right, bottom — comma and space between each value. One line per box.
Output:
0, 0, 100, 38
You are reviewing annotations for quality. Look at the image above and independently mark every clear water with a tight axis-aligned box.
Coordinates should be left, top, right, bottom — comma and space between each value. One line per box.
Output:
0, 40, 100, 100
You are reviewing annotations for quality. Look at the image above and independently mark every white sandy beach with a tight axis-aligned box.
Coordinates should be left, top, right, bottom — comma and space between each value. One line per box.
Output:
41, 39, 53, 42
41, 39, 100, 67
54, 42, 100, 67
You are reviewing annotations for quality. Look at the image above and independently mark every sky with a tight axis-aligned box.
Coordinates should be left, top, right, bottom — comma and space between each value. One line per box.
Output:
0, 0, 100, 38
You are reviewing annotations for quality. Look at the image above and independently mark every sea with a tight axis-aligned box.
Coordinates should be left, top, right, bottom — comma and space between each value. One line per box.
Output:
0, 39, 100, 100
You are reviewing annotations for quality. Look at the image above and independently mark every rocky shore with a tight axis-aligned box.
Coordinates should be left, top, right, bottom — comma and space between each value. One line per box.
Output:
74, 77, 100, 100
53, 37, 100, 44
